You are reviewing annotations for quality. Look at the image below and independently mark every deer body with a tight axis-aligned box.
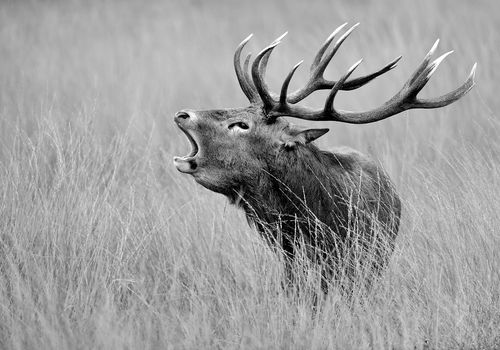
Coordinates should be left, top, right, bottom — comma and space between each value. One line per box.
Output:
237, 144, 401, 272
173, 23, 475, 286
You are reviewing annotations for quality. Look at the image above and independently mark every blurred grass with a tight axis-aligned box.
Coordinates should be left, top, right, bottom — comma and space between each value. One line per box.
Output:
0, 0, 499, 349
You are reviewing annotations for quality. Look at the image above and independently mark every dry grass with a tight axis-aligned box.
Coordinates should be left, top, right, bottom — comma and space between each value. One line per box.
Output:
0, 0, 499, 349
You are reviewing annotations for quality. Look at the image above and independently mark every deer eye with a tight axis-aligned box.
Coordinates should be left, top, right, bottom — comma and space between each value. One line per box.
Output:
228, 122, 249, 130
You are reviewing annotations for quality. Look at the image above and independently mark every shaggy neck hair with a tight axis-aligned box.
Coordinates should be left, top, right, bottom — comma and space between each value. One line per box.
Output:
231, 141, 400, 271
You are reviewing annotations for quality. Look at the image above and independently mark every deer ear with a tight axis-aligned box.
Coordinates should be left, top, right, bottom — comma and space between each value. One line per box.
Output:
299, 128, 329, 144
283, 128, 329, 149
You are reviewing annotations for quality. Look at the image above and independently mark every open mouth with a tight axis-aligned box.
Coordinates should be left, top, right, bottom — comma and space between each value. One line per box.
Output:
177, 125, 199, 159
173, 124, 199, 173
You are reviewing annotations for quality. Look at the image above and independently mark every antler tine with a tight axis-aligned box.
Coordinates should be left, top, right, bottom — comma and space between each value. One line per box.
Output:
251, 38, 283, 109
408, 50, 454, 96
280, 60, 303, 105
324, 59, 363, 114
270, 41, 476, 124
340, 55, 402, 91
271, 32, 288, 45
259, 32, 288, 77
256, 32, 288, 102
311, 23, 348, 71
406, 39, 440, 88
316, 23, 359, 78
234, 34, 259, 103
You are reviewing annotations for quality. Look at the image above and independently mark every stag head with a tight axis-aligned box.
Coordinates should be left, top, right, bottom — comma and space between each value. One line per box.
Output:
173, 105, 328, 197
174, 23, 476, 199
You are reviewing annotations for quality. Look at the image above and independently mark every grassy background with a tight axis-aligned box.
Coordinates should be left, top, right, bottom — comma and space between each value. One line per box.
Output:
0, 0, 499, 348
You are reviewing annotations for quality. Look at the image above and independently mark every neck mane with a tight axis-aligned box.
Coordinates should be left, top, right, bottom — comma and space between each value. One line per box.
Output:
233, 144, 354, 238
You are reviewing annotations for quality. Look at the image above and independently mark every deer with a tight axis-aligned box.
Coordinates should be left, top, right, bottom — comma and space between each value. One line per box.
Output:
173, 23, 476, 291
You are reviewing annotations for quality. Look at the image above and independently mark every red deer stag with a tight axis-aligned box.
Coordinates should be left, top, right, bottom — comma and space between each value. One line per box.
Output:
173, 23, 476, 288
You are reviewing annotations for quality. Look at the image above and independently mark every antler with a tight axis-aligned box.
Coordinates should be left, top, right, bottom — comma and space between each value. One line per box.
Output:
234, 34, 259, 103
236, 24, 476, 124
235, 23, 402, 107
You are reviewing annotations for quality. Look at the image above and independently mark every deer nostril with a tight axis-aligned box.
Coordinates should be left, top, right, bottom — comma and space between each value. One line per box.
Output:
175, 111, 190, 120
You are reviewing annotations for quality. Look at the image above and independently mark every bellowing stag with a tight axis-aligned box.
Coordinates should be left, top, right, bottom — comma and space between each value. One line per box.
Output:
173, 23, 476, 288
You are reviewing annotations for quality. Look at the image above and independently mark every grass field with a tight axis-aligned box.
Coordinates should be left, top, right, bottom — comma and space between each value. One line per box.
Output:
0, 0, 499, 349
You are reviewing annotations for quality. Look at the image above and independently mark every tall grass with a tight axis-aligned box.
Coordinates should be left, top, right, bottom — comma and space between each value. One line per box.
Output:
0, 0, 499, 348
